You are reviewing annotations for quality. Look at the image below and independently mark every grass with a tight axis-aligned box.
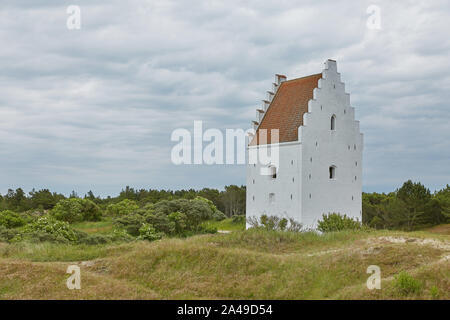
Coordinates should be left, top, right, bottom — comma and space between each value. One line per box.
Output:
425, 224, 450, 235
72, 219, 114, 234
0, 225, 448, 299
201, 218, 245, 232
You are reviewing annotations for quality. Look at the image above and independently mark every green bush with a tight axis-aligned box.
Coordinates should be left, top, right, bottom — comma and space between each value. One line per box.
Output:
231, 215, 245, 224
194, 196, 226, 221
393, 271, 422, 296
0, 225, 20, 242
138, 223, 163, 242
77, 228, 134, 245
14, 216, 79, 243
113, 213, 145, 236
317, 213, 361, 232
168, 211, 188, 234
247, 215, 303, 232
112, 197, 221, 238
149, 198, 216, 232
50, 198, 101, 223
198, 225, 217, 234
0, 210, 27, 228
106, 199, 139, 216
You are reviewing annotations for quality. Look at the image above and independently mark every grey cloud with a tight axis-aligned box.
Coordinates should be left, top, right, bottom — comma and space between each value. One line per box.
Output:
0, 0, 449, 196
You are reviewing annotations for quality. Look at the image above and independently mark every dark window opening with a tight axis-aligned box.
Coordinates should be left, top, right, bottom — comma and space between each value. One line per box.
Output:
329, 166, 336, 179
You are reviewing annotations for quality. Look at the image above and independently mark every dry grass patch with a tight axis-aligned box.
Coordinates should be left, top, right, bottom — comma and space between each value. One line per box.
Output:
0, 228, 448, 299
0, 260, 159, 299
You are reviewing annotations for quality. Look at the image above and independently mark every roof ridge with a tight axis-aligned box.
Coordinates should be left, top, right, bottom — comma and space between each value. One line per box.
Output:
282, 73, 322, 83
250, 72, 322, 146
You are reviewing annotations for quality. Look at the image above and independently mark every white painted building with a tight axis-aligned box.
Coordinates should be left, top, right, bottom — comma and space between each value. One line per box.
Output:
246, 59, 363, 229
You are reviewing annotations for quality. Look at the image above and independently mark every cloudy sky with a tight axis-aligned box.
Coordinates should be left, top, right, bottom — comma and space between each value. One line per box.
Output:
0, 0, 449, 197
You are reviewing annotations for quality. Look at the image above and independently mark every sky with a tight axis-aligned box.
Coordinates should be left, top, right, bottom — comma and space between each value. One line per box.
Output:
0, 0, 449, 197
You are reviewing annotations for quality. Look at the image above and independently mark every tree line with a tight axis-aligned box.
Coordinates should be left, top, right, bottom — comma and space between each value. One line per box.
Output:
1, 180, 449, 231
363, 180, 449, 230
0, 185, 246, 218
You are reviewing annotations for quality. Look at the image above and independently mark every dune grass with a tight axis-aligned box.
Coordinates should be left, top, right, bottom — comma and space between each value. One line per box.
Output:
0, 227, 448, 300
72, 219, 115, 234
201, 218, 245, 232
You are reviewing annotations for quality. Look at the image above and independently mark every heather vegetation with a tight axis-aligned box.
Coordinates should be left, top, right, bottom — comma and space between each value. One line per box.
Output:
0, 186, 245, 244
0, 181, 448, 246
0, 181, 448, 300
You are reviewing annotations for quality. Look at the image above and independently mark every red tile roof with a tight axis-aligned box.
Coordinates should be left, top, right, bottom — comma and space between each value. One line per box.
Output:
250, 73, 322, 146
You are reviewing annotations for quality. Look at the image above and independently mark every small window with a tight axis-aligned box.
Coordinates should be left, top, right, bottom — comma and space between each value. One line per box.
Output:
310, 157, 313, 163
355, 176, 357, 181
309, 193, 312, 199
252, 179, 255, 184
252, 196, 255, 201
331, 115, 336, 130
355, 161, 358, 167
329, 166, 336, 179
269, 193, 275, 204
354, 144, 356, 150
292, 177, 295, 183
344, 109, 346, 114
290, 194, 293, 200
291, 160, 294, 165
268, 165, 276, 179
309, 174, 311, 179
315, 141, 318, 147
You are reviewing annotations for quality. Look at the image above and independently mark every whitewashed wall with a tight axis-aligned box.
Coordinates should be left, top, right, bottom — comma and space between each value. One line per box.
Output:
246, 142, 302, 228
246, 60, 363, 230
299, 60, 363, 228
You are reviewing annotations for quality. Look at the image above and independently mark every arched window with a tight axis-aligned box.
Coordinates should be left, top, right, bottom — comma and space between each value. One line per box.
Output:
329, 166, 336, 179
331, 115, 336, 130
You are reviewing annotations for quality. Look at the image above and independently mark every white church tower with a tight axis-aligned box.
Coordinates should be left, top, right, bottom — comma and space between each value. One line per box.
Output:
246, 59, 363, 229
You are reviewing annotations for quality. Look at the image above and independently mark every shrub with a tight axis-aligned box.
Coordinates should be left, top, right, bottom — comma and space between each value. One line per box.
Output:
145, 212, 176, 235
113, 213, 145, 236
195, 196, 226, 221
138, 223, 163, 242
106, 199, 139, 216
150, 198, 216, 231
50, 198, 101, 223
0, 225, 20, 242
231, 215, 245, 224
393, 271, 422, 296
115, 198, 220, 237
317, 213, 361, 232
197, 225, 217, 234
0, 210, 27, 228
168, 211, 188, 234
77, 228, 134, 244
15, 216, 79, 243
212, 209, 227, 221
247, 215, 303, 232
